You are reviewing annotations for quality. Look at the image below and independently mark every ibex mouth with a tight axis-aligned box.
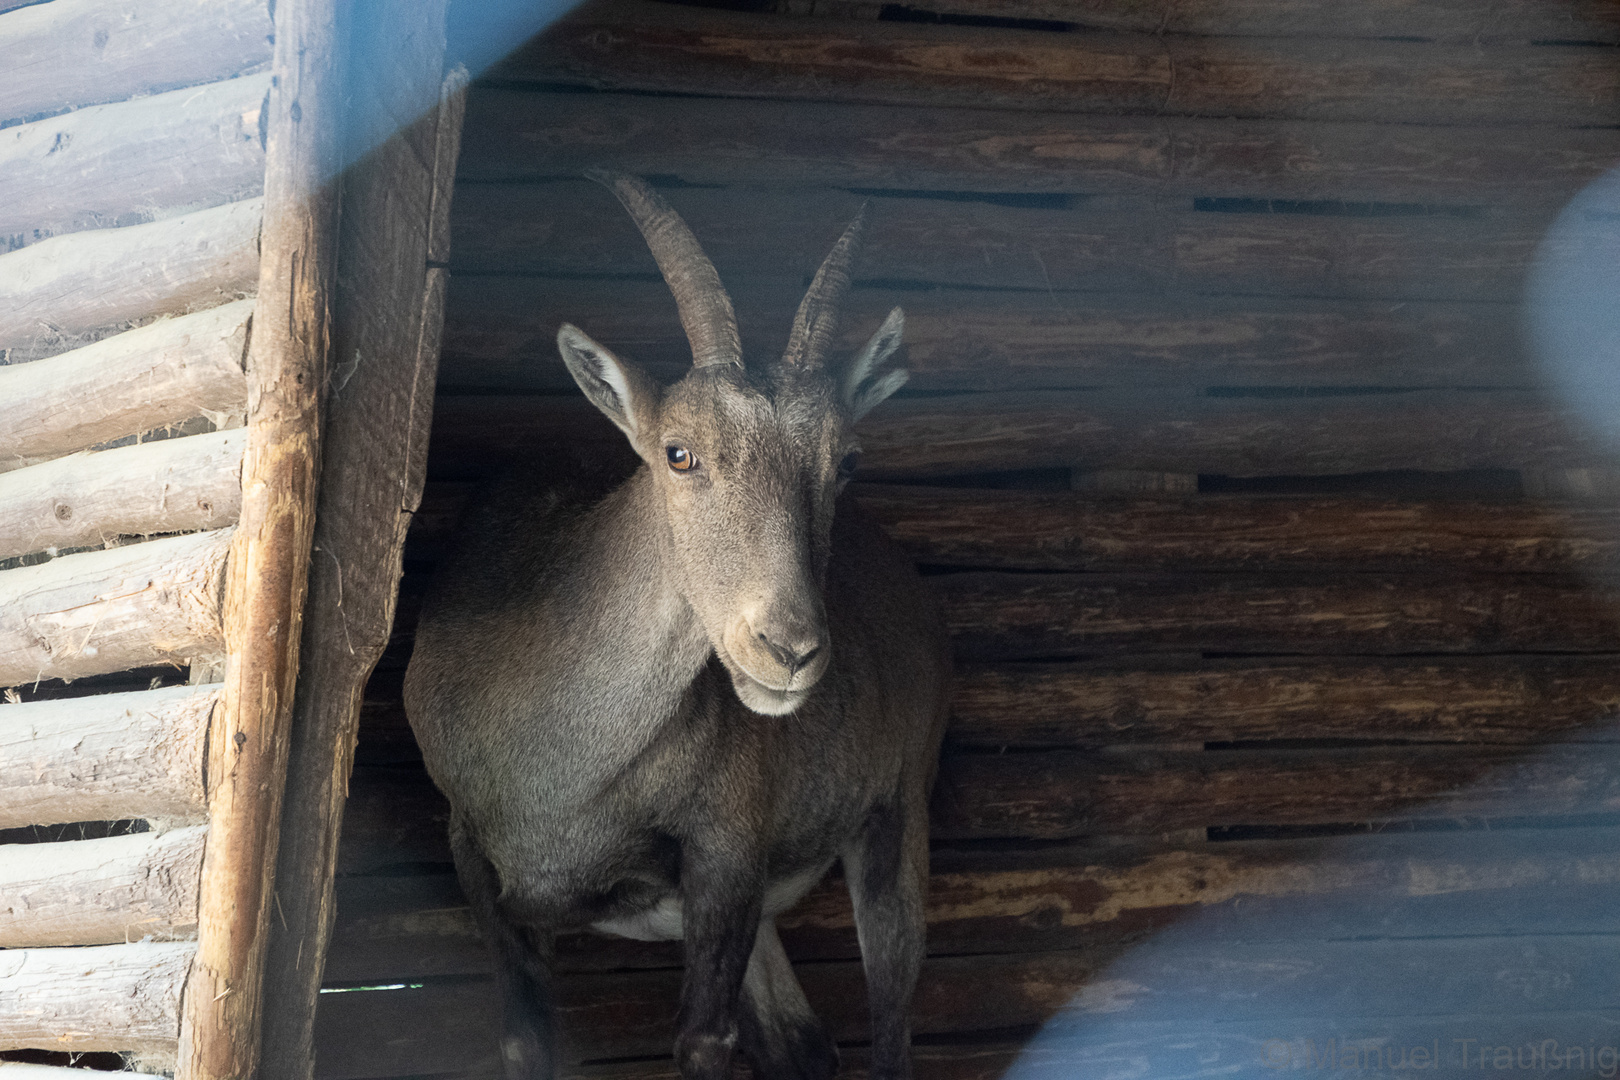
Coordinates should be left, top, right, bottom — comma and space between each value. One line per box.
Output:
714, 636, 824, 716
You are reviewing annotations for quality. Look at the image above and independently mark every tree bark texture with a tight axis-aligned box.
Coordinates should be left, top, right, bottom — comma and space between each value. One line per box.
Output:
0, 826, 207, 948
0, 430, 244, 562
176, 0, 342, 1074
0, 300, 251, 462
0, 941, 193, 1066
0, 200, 262, 357
0, 685, 215, 830
0, 529, 231, 687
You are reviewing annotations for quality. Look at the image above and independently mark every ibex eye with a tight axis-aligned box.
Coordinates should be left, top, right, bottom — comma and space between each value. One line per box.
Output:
838, 451, 861, 478
666, 446, 696, 472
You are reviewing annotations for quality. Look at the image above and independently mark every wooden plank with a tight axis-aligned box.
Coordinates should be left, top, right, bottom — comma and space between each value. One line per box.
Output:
0, 0, 272, 127
0, 529, 231, 687
0, 685, 215, 830
459, 87, 1620, 205
259, 43, 463, 1080
0, 1067, 162, 1080
0, 301, 250, 463
311, 934, 1620, 1074
0, 826, 207, 948
0, 199, 262, 355
0, 941, 192, 1064
781, 0, 1620, 45
449, 182, 1559, 304
424, 390, 1601, 481
176, 0, 341, 1074
933, 743, 1620, 839
0, 430, 245, 562
440, 278, 1535, 394
852, 486, 1620, 573
937, 570, 1620, 659
502, 0, 1620, 126
1, 75, 269, 252
949, 656, 1620, 748
322, 824, 1620, 983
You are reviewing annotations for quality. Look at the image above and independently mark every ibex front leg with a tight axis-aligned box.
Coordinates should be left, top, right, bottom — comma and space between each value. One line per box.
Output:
677, 837, 765, 1079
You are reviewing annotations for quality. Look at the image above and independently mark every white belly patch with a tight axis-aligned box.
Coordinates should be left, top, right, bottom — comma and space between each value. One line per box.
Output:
592, 895, 683, 941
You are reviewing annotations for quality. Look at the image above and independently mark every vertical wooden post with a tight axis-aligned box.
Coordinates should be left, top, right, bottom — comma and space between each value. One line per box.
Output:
257, 5, 463, 1069
176, 0, 342, 1075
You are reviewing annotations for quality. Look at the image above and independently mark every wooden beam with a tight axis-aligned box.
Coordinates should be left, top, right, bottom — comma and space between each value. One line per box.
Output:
459, 87, 1620, 206
0, 941, 192, 1065
0, 0, 272, 127
0, 199, 262, 357
0, 430, 245, 562
0, 300, 250, 462
0, 529, 231, 687
424, 389, 1602, 481
440, 278, 1536, 394
0, 1067, 161, 1080
0, 685, 215, 830
775, 0, 1620, 45
0, 826, 207, 948
259, 37, 462, 1080
449, 182, 1561, 304
177, 0, 341, 1074
504, 0, 1620, 126
1, 75, 269, 251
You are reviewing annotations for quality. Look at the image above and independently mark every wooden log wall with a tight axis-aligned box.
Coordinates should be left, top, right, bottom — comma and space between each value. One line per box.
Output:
0, 0, 268, 1071
314, 0, 1620, 1077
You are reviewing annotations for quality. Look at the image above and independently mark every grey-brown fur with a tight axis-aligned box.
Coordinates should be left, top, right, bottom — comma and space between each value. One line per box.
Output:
404, 174, 951, 1079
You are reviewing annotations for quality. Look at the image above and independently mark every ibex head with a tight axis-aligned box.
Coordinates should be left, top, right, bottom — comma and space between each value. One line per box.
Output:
557, 173, 908, 715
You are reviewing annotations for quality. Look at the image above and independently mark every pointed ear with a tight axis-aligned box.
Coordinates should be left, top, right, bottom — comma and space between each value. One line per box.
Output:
843, 307, 907, 421
558, 324, 657, 441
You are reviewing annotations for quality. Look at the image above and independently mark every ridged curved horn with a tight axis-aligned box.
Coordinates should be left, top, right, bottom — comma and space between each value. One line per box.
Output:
782, 204, 867, 370
587, 170, 742, 369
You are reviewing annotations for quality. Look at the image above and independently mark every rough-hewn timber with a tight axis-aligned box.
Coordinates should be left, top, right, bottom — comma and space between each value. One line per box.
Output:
1, 75, 270, 252
0, 430, 245, 562
0, 826, 207, 948
0, 0, 272, 127
0, 199, 262, 356
178, 0, 341, 1073
0, 685, 215, 830
504, 0, 1620, 126
0, 529, 231, 687
0, 941, 192, 1064
0, 300, 251, 461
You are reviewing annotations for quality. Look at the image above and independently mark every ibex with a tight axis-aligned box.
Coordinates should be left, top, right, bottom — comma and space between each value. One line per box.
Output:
403, 173, 951, 1080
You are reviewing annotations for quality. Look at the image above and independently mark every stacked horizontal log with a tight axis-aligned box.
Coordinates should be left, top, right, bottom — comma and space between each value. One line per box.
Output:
0, 0, 271, 1069
323, 0, 1620, 1075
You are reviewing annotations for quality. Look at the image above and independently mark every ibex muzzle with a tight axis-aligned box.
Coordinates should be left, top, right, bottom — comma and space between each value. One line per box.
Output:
404, 173, 949, 1080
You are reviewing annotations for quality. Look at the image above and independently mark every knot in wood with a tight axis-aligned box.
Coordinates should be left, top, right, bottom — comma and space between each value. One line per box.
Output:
53, 502, 72, 522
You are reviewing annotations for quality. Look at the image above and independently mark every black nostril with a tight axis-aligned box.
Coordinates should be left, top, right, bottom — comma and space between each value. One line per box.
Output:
757, 633, 820, 673
795, 644, 820, 669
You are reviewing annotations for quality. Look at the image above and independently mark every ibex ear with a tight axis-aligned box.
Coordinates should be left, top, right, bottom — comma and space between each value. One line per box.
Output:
558, 324, 656, 441
843, 307, 907, 421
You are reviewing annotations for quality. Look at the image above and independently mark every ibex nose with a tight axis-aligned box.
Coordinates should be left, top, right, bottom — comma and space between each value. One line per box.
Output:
755, 631, 822, 676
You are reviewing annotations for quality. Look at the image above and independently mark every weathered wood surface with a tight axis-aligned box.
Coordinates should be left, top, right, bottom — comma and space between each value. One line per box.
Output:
0, 430, 245, 562
0, 685, 215, 830
459, 87, 1620, 205
938, 570, 1620, 659
949, 657, 1620, 748
505, 0, 1620, 126
323, 824, 1620, 983
783, 0, 1620, 44
260, 42, 464, 1080
1, 75, 268, 252
451, 183, 1560, 304
0, 1067, 161, 1080
0, 529, 231, 687
312, 932, 1620, 1076
425, 390, 1602, 480
0, 300, 251, 464
0, 826, 207, 948
0, 0, 272, 127
177, 0, 341, 1073
441, 278, 1534, 393
0, 199, 262, 356
0, 941, 192, 1062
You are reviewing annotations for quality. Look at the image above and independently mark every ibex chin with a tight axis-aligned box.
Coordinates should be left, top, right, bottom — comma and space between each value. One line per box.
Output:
403, 173, 951, 1080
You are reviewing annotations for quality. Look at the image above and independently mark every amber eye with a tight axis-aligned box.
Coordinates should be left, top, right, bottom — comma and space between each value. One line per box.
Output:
838, 451, 861, 479
666, 446, 697, 472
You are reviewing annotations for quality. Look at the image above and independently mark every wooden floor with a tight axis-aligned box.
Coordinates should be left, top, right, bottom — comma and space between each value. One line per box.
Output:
313, 0, 1620, 1075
